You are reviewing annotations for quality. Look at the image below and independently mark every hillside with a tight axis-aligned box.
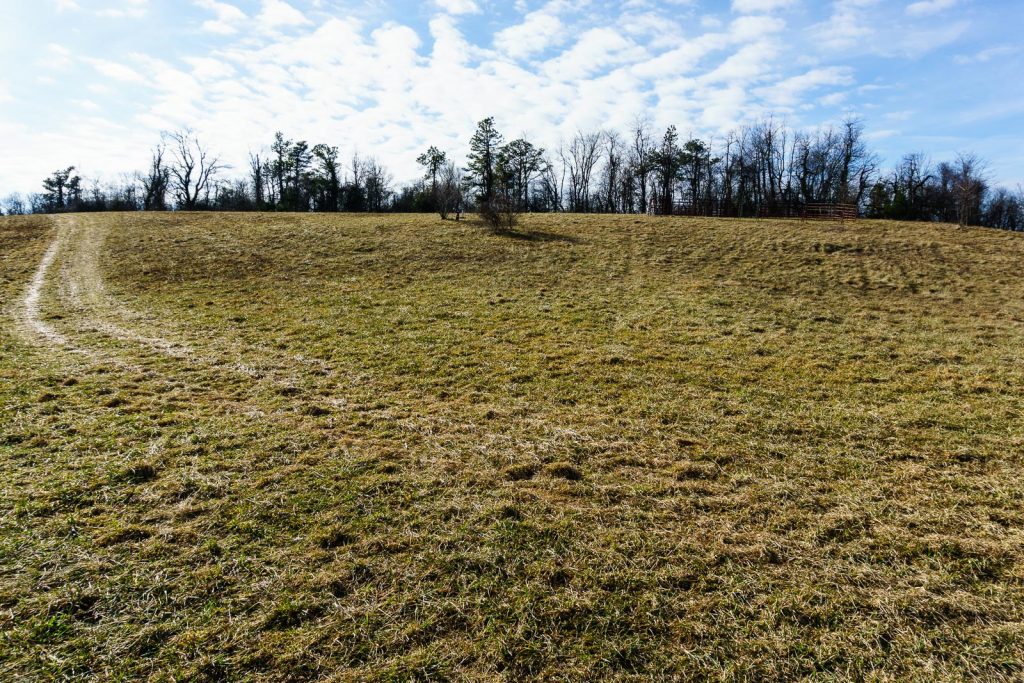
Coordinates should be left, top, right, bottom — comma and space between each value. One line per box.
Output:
2, 212, 1024, 681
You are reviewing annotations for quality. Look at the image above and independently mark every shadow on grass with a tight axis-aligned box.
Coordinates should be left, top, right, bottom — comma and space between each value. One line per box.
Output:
487, 225, 581, 243
458, 216, 580, 243
498, 228, 580, 243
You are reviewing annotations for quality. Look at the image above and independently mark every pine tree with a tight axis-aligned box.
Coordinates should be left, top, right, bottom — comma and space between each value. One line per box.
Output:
465, 117, 504, 204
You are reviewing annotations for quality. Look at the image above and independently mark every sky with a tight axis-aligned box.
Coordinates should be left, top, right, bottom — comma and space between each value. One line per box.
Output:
1, 0, 1022, 195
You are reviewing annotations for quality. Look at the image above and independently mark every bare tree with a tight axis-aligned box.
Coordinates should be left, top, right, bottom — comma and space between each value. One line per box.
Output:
897, 153, 933, 220
983, 186, 1024, 231
838, 117, 877, 207
951, 152, 989, 227
140, 145, 170, 211
2, 193, 26, 215
437, 161, 466, 220
538, 152, 564, 212
630, 118, 655, 214
600, 131, 624, 213
249, 152, 266, 208
165, 130, 223, 210
362, 157, 392, 212
562, 130, 602, 212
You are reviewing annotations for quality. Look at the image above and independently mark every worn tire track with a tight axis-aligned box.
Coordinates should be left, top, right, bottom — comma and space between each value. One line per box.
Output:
17, 214, 334, 391
20, 228, 69, 347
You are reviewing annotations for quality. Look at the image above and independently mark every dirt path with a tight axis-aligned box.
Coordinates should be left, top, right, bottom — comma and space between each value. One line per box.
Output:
59, 214, 194, 358
16, 214, 322, 388
20, 229, 70, 347
17, 215, 189, 366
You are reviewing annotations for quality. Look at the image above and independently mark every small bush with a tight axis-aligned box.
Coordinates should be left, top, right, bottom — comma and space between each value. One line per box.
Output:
479, 196, 518, 232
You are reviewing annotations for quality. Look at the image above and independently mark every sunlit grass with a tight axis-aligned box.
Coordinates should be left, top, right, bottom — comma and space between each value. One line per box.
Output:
2, 211, 1023, 680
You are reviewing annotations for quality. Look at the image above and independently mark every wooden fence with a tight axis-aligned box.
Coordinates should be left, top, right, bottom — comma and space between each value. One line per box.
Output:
801, 203, 858, 222
667, 201, 859, 221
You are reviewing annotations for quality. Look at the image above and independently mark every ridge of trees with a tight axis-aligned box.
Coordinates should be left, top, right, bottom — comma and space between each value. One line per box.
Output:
2, 116, 1021, 232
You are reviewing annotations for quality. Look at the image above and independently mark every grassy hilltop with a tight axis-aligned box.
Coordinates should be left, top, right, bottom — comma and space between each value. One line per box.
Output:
2, 212, 1024, 681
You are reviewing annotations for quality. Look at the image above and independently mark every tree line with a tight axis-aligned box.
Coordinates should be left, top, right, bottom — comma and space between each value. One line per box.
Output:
2, 117, 1021, 231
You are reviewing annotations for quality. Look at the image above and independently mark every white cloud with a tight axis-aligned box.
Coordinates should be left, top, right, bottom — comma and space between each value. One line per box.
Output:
72, 98, 102, 111
732, 0, 797, 13
814, 0, 965, 57
906, 0, 957, 16
701, 41, 778, 85
195, 0, 247, 34
256, 0, 311, 31
185, 57, 238, 81
883, 109, 915, 121
813, 0, 881, 52
39, 43, 73, 69
541, 28, 647, 81
434, 0, 481, 15
729, 14, 786, 41
756, 66, 855, 108
818, 91, 848, 106
84, 57, 148, 84
620, 11, 688, 49
953, 45, 1019, 65
97, 0, 149, 19
494, 11, 565, 60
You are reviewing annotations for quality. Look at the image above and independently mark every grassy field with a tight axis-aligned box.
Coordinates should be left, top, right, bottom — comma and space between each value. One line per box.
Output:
2, 211, 1024, 681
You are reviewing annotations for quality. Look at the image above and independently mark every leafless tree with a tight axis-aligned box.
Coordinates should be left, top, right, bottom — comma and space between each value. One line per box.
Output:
951, 152, 989, 227
600, 130, 624, 213
537, 152, 564, 212
562, 130, 603, 212
2, 193, 26, 215
140, 144, 170, 211
249, 152, 266, 208
165, 129, 223, 210
437, 161, 466, 220
362, 157, 392, 212
630, 118, 655, 214
896, 153, 933, 220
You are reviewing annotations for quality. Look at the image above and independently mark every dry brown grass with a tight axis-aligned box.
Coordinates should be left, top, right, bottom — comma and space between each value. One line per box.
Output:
2, 211, 1023, 681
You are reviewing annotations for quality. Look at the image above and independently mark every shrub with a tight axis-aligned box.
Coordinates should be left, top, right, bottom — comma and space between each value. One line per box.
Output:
479, 194, 518, 231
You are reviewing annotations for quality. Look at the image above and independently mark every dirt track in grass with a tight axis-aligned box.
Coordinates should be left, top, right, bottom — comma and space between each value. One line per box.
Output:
3, 211, 1024, 681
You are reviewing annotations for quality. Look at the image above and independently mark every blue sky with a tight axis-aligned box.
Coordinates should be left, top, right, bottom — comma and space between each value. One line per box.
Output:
1, 0, 1022, 194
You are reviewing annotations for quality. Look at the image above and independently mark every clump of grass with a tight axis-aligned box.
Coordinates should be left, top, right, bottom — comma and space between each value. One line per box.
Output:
119, 461, 158, 483
316, 525, 356, 549
262, 598, 324, 630
96, 524, 154, 547
302, 405, 330, 417
504, 463, 538, 481
544, 461, 583, 481
28, 613, 74, 645
673, 460, 718, 480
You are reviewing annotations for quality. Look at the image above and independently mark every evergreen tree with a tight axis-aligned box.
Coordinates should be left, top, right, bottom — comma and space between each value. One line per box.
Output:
465, 117, 504, 204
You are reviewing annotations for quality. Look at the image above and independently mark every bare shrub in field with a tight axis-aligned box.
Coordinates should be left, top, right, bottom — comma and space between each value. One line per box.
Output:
437, 161, 465, 221
478, 193, 518, 231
